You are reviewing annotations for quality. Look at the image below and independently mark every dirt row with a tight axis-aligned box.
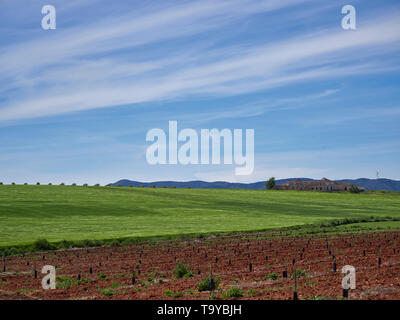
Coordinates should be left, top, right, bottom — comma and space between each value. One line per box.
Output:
1, 231, 400, 300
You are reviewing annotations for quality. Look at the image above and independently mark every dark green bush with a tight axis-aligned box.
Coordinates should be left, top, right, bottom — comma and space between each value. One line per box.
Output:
197, 277, 221, 291
221, 286, 244, 298
291, 269, 307, 279
33, 238, 53, 251
173, 262, 193, 279
266, 272, 278, 280
349, 185, 361, 193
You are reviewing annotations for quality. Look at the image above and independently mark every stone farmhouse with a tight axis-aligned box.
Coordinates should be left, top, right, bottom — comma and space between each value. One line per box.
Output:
274, 178, 365, 192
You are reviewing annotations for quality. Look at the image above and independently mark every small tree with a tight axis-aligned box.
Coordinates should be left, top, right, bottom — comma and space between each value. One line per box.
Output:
349, 185, 361, 193
173, 262, 192, 278
266, 177, 276, 190
33, 238, 52, 251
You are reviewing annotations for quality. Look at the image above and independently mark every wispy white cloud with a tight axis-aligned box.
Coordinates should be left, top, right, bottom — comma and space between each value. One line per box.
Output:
174, 89, 339, 124
0, 1, 399, 123
0, 0, 306, 74
302, 106, 400, 126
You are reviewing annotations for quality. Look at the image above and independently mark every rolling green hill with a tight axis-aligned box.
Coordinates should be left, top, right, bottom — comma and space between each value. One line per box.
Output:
1, 185, 400, 248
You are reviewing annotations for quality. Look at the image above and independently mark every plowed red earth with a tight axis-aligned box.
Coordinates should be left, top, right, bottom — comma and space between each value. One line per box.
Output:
1, 231, 400, 300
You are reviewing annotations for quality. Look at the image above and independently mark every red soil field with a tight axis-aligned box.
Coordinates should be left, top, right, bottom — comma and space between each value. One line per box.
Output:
1, 231, 400, 300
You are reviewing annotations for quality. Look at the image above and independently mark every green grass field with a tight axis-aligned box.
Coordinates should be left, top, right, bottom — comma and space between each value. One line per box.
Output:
1, 185, 400, 249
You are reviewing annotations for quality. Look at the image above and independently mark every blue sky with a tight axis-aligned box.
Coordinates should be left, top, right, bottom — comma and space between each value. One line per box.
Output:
0, 0, 399, 184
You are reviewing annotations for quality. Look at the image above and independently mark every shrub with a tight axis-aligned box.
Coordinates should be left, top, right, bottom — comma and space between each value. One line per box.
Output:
164, 289, 184, 297
173, 262, 193, 279
209, 293, 217, 300
101, 288, 117, 297
265, 272, 279, 280
83, 183, 88, 187
33, 238, 53, 251
94, 184, 100, 187
247, 288, 259, 297
0, 182, 3, 185
291, 269, 307, 279
72, 183, 76, 186
349, 185, 361, 193
56, 276, 89, 289
60, 183, 65, 185
36, 182, 40, 185
221, 286, 244, 298
164, 289, 174, 296
198, 277, 221, 291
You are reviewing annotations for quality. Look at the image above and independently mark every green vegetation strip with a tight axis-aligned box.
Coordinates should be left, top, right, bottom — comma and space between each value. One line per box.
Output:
0, 185, 400, 255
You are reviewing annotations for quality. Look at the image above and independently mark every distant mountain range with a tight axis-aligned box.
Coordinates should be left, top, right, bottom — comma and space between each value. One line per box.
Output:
111, 178, 400, 191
